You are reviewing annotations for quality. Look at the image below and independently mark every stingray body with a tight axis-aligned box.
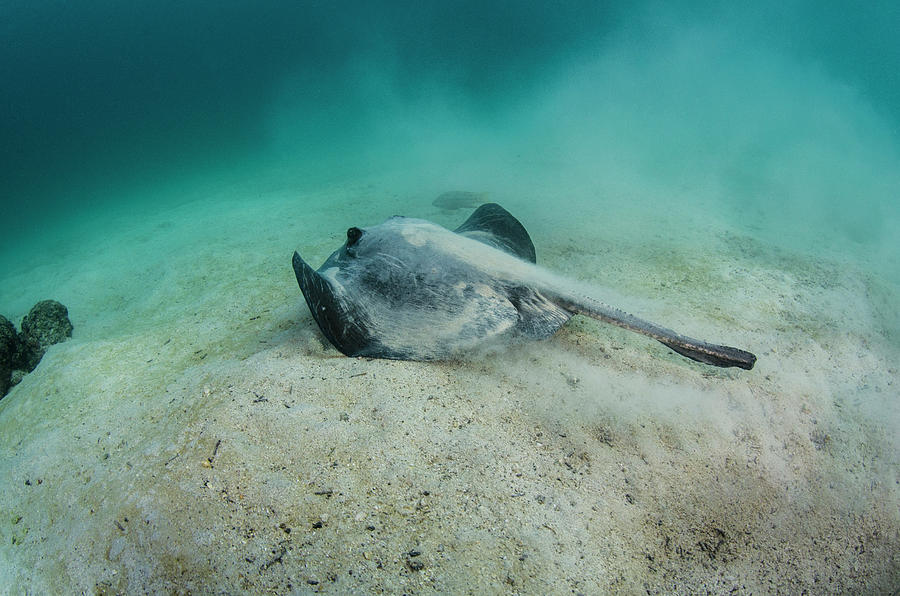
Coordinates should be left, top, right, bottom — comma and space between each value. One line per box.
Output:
292, 204, 756, 369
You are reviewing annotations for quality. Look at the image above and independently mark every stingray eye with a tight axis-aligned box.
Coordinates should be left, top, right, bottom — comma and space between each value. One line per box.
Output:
346, 227, 363, 247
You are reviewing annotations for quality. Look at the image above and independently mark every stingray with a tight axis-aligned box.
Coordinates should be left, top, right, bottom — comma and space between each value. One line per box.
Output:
291, 203, 756, 369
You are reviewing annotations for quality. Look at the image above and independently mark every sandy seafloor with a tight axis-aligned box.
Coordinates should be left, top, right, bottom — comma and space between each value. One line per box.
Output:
0, 165, 897, 594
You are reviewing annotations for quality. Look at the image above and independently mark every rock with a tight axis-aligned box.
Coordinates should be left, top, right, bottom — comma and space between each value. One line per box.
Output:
14, 333, 43, 373
17, 300, 73, 371
0, 315, 17, 361
0, 301, 72, 397
10, 369, 27, 386
0, 315, 18, 397
21, 300, 73, 350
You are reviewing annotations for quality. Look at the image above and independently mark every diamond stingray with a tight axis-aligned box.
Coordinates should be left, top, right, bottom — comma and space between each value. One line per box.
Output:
292, 203, 756, 369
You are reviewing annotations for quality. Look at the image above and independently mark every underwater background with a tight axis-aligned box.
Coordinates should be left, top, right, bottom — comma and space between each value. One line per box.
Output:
1, 1, 898, 592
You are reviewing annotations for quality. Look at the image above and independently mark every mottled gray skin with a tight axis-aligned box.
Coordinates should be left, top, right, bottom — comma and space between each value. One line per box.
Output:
292, 204, 756, 369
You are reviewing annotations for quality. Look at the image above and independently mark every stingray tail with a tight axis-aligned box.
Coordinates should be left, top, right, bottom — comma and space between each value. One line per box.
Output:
657, 340, 756, 370
553, 294, 756, 370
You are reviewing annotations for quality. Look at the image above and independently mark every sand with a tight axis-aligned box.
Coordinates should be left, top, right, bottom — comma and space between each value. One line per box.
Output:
0, 171, 897, 594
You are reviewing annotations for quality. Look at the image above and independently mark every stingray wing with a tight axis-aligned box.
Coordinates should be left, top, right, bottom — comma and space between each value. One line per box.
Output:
453, 203, 537, 263
452, 204, 570, 338
292, 251, 373, 356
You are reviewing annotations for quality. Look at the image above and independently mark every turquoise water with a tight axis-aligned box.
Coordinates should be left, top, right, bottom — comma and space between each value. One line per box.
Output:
4, 3, 898, 269
1, 2, 898, 592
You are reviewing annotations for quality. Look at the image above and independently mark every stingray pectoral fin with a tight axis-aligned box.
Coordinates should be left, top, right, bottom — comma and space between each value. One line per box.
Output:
553, 294, 757, 370
454, 203, 537, 263
291, 251, 372, 356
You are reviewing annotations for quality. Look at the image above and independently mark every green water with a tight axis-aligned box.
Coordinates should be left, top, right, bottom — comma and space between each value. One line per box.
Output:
3, 2, 898, 263
1, 2, 898, 592
3, 1, 897, 343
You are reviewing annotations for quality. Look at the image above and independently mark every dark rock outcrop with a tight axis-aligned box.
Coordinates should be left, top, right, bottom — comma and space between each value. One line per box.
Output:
0, 315, 18, 397
15, 333, 43, 373
21, 300, 74, 352
0, 300, 73, 398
